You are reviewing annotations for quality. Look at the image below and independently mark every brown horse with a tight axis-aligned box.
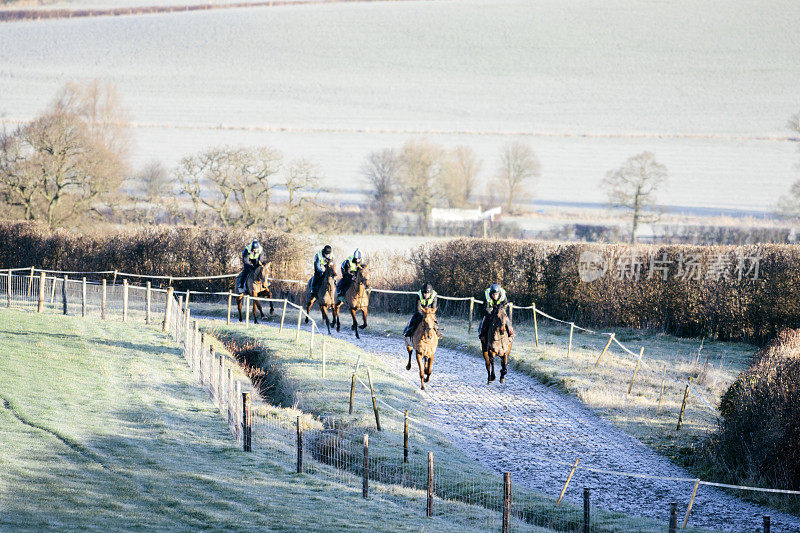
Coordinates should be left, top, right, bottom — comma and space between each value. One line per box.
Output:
335, 264, 370, 339
480, 306, 513, 384
405, 308, 438, 390
235, 263, 274, 323
304, 263, 339, 334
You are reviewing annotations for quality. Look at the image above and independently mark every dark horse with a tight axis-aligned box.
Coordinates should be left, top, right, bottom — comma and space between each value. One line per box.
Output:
235, 263, 274, 323
479, 305, 513, 384
334, 263, 370, 339
304, 263, 339, 334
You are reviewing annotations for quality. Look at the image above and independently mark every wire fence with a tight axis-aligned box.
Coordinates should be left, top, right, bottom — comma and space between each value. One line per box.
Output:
2, 268, 798, 532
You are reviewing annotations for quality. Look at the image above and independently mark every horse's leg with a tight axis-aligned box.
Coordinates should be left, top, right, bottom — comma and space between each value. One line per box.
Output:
320, 303, 331, 335
359, 307, 368, 329
255, 299, 263, 321
334, 303, 341, 332
499, 351, 508, 384
406, 344, 413, 371
252, 297, 260, 324
415, 351, 426, 390
267, 290, 274, 315
237, 296, 243, 322
304, 298, 314, 324
489, 351, 496, 382
482, 349, 492, 384
425, 353, 434, 382
350, 308, 359, 339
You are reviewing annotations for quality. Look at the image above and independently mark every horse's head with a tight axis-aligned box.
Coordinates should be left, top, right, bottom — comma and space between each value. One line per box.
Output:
356, 263, 371, 289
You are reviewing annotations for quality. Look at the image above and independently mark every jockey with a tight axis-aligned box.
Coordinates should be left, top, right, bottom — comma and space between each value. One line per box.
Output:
403, 282, 442, 339
310, 245, 333, 296
478, 283, 509, 339
237, 239, 264, 293
338, 248, 363, 299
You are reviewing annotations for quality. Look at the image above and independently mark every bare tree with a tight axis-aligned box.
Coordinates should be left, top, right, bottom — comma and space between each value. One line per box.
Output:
777, 113, 800, 218
175, 146, 282, 228
0, 109, 124, 227
362, 148, 399, 232
136, 161, 171, 202
602, 151, 668, 243
276, 158, 322, 233
495, 141, 540, 214
441, 145, 481, 208
398, 139, 443, 233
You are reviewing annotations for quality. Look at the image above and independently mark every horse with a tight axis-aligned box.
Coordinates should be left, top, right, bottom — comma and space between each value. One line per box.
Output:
235, 263, 273, 323
335, 263, 371, 339
405, 307, 438, 390
304, 263, 339, 334
480, 305, 513, 384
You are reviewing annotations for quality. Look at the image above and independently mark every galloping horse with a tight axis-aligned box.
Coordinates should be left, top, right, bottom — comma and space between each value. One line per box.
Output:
235, 263, 273, 323
304, 263, 339, 334
405, 307, 438, 390
335, 264, 370, 339
480, 305, 513, 384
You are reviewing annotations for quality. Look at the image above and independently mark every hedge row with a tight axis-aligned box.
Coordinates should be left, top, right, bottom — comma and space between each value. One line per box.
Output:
412, 238, 800, 342
0, 222, 310, 292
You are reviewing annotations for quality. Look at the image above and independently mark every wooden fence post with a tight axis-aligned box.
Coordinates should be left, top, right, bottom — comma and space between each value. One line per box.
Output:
322, 341, 327, 378
677, 377, 692, 430
367, 367, 381, 431
668, 502, 678, 533
404, 410, 409, 463
122, 279, 129, 323
227, 368, 233, 427
218, 355, 224, 409
37, 272, 45, 313
61, 274, 68, 315
502, 472, 511, 533
27, 266, 34, 297
185, 309, 192, 352
226, 292, 232, 325
101, 279, 107, 320
657, 363, 667, 415
297, 415, 303, 473
683, 479, 700, 529
112, 270, 118, 287
567, 322, 574, 358
628, 347, 643, 395
295, 308, 302, 341
163, 287, 173, 332
532, 302, 539, 347
362, 434, 369, 499
193, 320, 199, 372
242, 391, 252, 452
146, 282, 151, 325
6, 270, 11, 308
764, 516, 771, 533
184, 290, 190, 310
583, 487, 590, 533
427, 452, 434, 517
556, 458, 580, 506
508, 303, 513, 323
468, 298, 474, 333
309, 324, 315, 358
279, 298, 287, 333
175, 296, 183, 342
595, 333, 614, 368
235, 381, 242, 441
50, 273, 57, 304
200, 333, 207, 386
349, 372, 357, 414
244, 296, 250, 325
81, 277, 87, 317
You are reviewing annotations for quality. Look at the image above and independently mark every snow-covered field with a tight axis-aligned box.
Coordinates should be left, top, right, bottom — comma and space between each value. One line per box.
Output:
1, 0, 799, 212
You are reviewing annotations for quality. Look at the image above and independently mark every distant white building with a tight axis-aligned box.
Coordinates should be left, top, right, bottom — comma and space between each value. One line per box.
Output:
431, 206, 502, 223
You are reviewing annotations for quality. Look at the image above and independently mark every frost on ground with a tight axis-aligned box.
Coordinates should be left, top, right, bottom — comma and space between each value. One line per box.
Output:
326, 328, 800, 532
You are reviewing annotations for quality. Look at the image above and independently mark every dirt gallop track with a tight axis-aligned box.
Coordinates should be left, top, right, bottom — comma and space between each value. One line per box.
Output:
341, 331, 800, 532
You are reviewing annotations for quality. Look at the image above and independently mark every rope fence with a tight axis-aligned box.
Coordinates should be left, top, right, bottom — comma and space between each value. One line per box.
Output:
2, 267, 797, 532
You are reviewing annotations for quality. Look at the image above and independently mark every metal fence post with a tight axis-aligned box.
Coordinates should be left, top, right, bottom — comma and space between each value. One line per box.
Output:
427, 452, 434, 517
764, 516, 771, 533
146, 281, 151, 325
122, 279, 128, 322
583, 488, 590, 533
101, 279, 107, 320
226, 292, 232, 325
367, 367, 381, 431
468, 298, 474, 333
297, 416, 303, 473
362, 434, 369, 499
403, 410, 409, 463
81, 277, 87, 317
61, 274, 68, 315
6, 270, 11, 308
532, 302, 539, 347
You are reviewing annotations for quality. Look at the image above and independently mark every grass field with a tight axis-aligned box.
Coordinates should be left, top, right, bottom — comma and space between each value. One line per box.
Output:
204, 318, 712, 532
360, 311, 754, 461
0, 307, 521, 531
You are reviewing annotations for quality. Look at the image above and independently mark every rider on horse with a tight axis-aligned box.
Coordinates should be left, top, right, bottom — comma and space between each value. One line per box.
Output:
403, 282, 442, 339
236, 239, 265, 293
478, 283, 512, 339
338, 249, 363, 300
310, 245, 333, 297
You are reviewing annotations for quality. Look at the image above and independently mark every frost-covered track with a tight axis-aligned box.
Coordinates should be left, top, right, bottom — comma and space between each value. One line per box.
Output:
334, 330, 800, 532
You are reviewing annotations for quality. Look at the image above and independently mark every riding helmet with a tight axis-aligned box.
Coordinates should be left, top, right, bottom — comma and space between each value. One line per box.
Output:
323, 245, 332, 256
353, 249, 362, 263
422, 282, 433, 294
490, 283, 501, 296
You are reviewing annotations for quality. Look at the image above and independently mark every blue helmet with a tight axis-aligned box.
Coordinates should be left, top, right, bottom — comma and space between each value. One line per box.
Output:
489, 283, 501, 296
353, 249, 363, 263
